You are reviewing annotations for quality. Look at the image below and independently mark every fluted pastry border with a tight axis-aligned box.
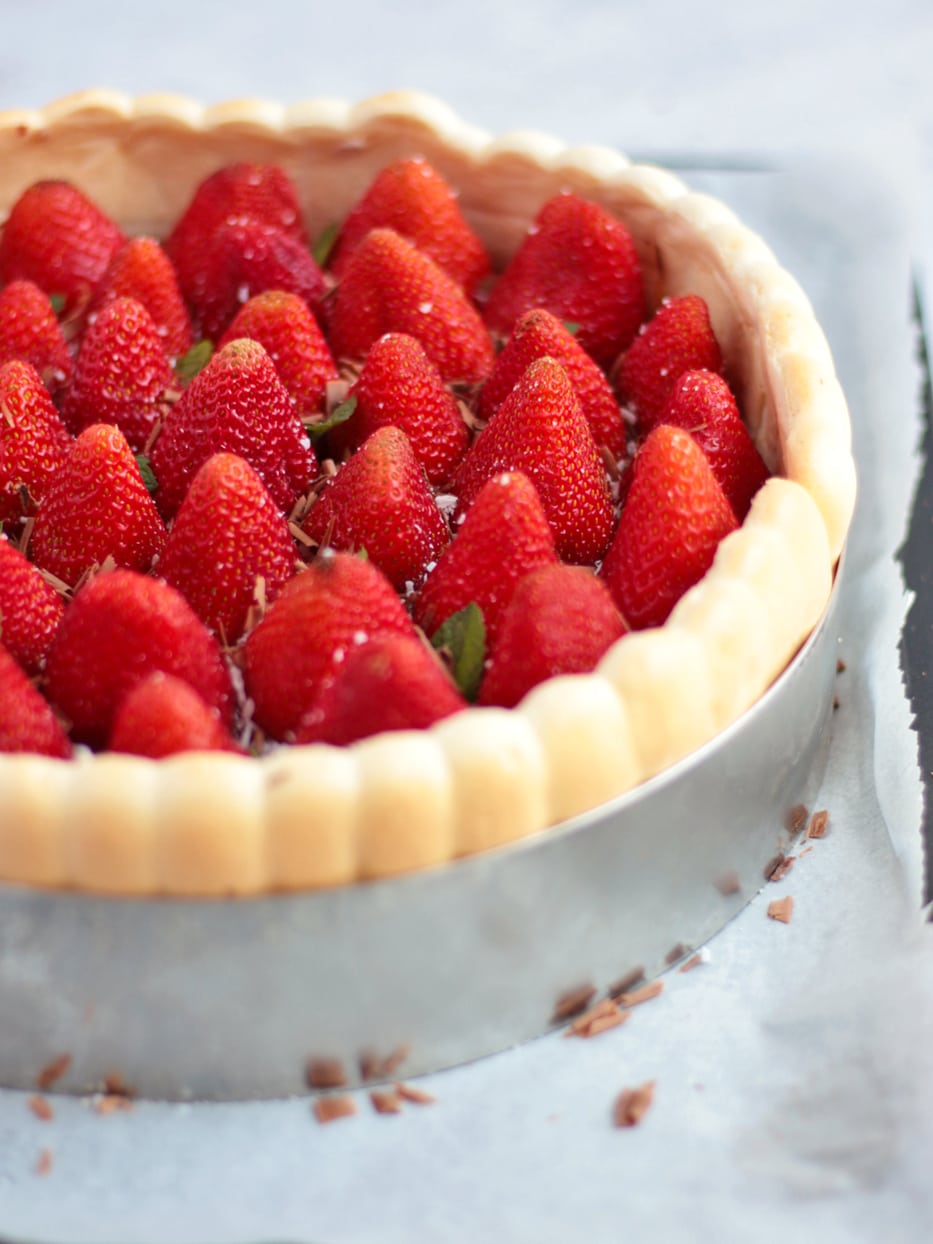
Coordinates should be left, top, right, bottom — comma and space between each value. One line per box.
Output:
0, 90, 855, 895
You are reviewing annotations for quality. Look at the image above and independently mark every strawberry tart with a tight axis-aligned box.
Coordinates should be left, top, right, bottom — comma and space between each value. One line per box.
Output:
0, 91, 855, 897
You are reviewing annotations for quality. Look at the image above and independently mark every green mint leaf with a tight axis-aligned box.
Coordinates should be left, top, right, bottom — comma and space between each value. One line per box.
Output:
304, 395, 357, 442
312, 221, 340, 268
563, 320, 581, 336
174, 339, 213, 383
431, 601, 486, 701
48, 293, 67, 316
135, 454, 159, 495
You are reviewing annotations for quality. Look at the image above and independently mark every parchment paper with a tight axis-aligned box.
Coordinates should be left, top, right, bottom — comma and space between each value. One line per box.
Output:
0, 156, 928, 1244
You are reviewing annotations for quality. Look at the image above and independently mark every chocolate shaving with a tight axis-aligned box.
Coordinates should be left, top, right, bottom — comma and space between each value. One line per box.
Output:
767, 896, 794, 924
306, 1056, 348, 1090
607, 966, 645, 999
551, 982, 597, 1023
28, 1095, 53, 1121
613, 1081, 656, 1128
807, 810, 830, 839
616, 980, 664, 1008
836, 657, 847, 673
35, 1148, 53, 1177
664, 942, 690, 966
767, 854, 796, 883
395, 1081, 435, 1105
565, 998, 629, 1039
313, 1094, 357, 1124
369, 1089, 402, 1115
678, 953, 704, 973
786, 804, 809, 835
36, 1053, 71, 1091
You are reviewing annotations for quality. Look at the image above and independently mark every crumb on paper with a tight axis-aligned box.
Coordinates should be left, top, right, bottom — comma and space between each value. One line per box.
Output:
565, 998, 630, 1039
370, 1089, 402, 1115
807, 809, 830, 839
767, 896, 794, 924
306, 1057, 348, 1090
36, 1053, 71, 1091
551, 982, 597, 1023
616, 980, 664, 1008
35, 1148, 53, 1177
613, 1081, 656, 1128
768, 855, 796, 883
313, 1095, 357, 1124
678, 953, 704, 973
28, 1094, 54, 1121
395, 1082, 435, 1105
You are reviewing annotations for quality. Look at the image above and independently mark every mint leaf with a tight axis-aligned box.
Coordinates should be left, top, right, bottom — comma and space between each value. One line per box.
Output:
431, 601, 486, 701
135, 454, 158, 495
48, 293, 67, 316
312, 221, 339, 268
563, 320, 581, 336
174, 339, 213, 383
304, 395, 357, 442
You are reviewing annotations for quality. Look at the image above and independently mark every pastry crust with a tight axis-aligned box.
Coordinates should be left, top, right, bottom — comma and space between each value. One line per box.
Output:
0, 90, 855, 895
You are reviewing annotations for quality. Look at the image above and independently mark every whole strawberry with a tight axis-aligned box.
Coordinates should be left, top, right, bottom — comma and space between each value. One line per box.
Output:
0, 280, 73, 392
158, 452, 298, 644
658, 369, 770, 519
327, 227, 495, 384
478, 564, 626, 709
600, 423, 738, 629
29, 423, 166, 587
243, 550, 417, 740
329, 157, 490, 295
218, 290, 338, 418
414, 470, 558, 643
60, 296, 175, 452
45, 568, 234, 748
109, 671, 241, 758
302, 426, 449, 592
181, 217, 327, 342
165, 162, 309, 291
478, 308, 627, 458
614, 294, 723, 431
329, 333, 469, 487
0, 643, 71, 758
0, 180, 125, 317
0, 359, 71, 524
483, 192, 644, 366
0, 533, 65, 674
451, 357, 615, 564
149, 337, 317, 518
295, 632, 467, 746
92, 236, 193, 358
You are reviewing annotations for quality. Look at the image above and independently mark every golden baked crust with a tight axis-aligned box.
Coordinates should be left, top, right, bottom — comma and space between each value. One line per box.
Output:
0, 90, 855, 895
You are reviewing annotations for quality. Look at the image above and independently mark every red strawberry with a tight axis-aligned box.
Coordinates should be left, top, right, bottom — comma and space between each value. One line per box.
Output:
327, 228, 495, 384
109, 671, 241, 758
329, 157, 490, 295
0, 359, 71, 523
0, 280, 73, 392
165, 162, 309, 291
158, 452, 298, 644
302, 425, 449, 592
414, 470, 558, 643
478, 308, 627, 458
45, 568, 234, 748
451, 357, 615, 564
0, 180, 125, 317
0, 534, 64, 674
30, 423, 166, 587
658, 369, 770, 519
243, 550, 417, 740
60, 297, 175, 451
614, 294, 723, 431
92, 236, 193, 358
181, 218, 327, 342
218, 290, 338, 417
477, 564, 626, 709
600, 423, 738, 630
149, 337, 317, 519
294, 632, 466, 746
329, 332, 469, 486
0, 643, 71, 758
483, 192, 644, 367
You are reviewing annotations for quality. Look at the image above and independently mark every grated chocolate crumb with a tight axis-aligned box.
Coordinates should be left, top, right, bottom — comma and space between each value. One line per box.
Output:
551, 982, 597, 1023
313, 1095, 357, 1124
616, 980, 664, 1008
370, 1089, 402, 1115
35, 1148, 53, 1177
28, 1095, 53, 1122
767, 896, 794, 924
613, 1081, 656, 1128
395, 1082, 435, 1105
359, 1043, 411, 1082
678, 953, 703, 973
306, 1057, 348, 1090
607, 966, 645, 999
768, 855, 796, 883
566, 998, 630, 1039
36, 1053, 71, 1092
786, 804, 809, 835
807, 809, 830, 839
